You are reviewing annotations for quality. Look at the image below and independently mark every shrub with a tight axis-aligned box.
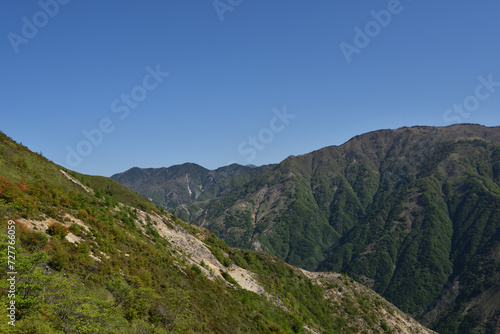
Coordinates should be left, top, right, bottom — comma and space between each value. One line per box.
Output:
48, 240, 69, 271
380, 319, 389, 332
69, 223, 81, 236
221, 271, 239, 286
191, 265, 202, 274
14, 311, 58, 334
76, 241, 90, 257
44, 206, 59, 219
77, 209, 89, 219
221, 256, 231, 267
22, 231, 48, 252
47, 223, 68, 239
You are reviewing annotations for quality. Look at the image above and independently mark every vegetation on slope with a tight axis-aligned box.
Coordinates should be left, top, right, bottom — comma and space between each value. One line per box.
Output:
0, 131, 433, 333
173, 124, 500, 333
111, 163, 274, 215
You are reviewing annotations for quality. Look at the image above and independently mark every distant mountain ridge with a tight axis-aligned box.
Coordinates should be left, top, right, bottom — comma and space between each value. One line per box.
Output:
113, 124, 500, 333
111, 162, 275, 212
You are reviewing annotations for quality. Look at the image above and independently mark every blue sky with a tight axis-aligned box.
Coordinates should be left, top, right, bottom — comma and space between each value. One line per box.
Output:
1, 1, 500, 176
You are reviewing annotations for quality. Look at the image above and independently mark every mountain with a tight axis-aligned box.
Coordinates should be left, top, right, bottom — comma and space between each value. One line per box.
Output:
0, 131, 435, 333
111, 163, 274, 217
114, 124, 500, 333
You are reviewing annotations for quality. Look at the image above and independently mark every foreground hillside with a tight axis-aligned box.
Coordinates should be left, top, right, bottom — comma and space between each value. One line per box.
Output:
114, 124, 500, 333
0, 131, 433, 333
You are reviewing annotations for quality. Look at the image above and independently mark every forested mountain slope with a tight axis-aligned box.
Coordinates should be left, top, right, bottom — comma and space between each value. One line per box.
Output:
0, 131, 434, 333
111, 163, 274, 214
166, 124, 500, 333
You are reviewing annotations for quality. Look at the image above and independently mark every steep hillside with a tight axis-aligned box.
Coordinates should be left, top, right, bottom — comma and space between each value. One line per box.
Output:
0, 131, 433, 333
171, 124, 500, 333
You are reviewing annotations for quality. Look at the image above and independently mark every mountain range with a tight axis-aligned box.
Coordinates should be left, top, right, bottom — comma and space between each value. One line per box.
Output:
0, 130, 437, 332
112, 124, 500, 333
112, 163, 275, 213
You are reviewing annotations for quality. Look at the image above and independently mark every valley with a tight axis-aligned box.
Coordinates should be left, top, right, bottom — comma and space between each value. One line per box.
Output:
0, 130, 437, 333
113, 124, 500, 333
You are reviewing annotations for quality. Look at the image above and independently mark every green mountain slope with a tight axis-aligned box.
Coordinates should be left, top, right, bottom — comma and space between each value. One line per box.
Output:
0, 131, 433, 333
161, 124, 500, 333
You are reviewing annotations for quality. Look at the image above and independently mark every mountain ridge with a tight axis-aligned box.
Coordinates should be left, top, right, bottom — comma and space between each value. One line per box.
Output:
0, 130, 438, 333
111, 162, 276, 215
112, 123, 500, 333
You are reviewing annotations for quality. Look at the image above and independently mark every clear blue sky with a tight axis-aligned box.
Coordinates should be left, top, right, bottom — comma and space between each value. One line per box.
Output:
1, 1, 500, 176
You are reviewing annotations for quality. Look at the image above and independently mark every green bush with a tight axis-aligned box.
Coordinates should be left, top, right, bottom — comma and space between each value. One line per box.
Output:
191, 265, 202, 274
221, 271, 239, 286
47, 223, 68, 239
22, 231, 48, 252
48, 240, 69, 271
380, 319, 390, 332
221, 256, 231, 267
44, 206, 59, 219
69, 223, 81, 236
77, 209, 89, 219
